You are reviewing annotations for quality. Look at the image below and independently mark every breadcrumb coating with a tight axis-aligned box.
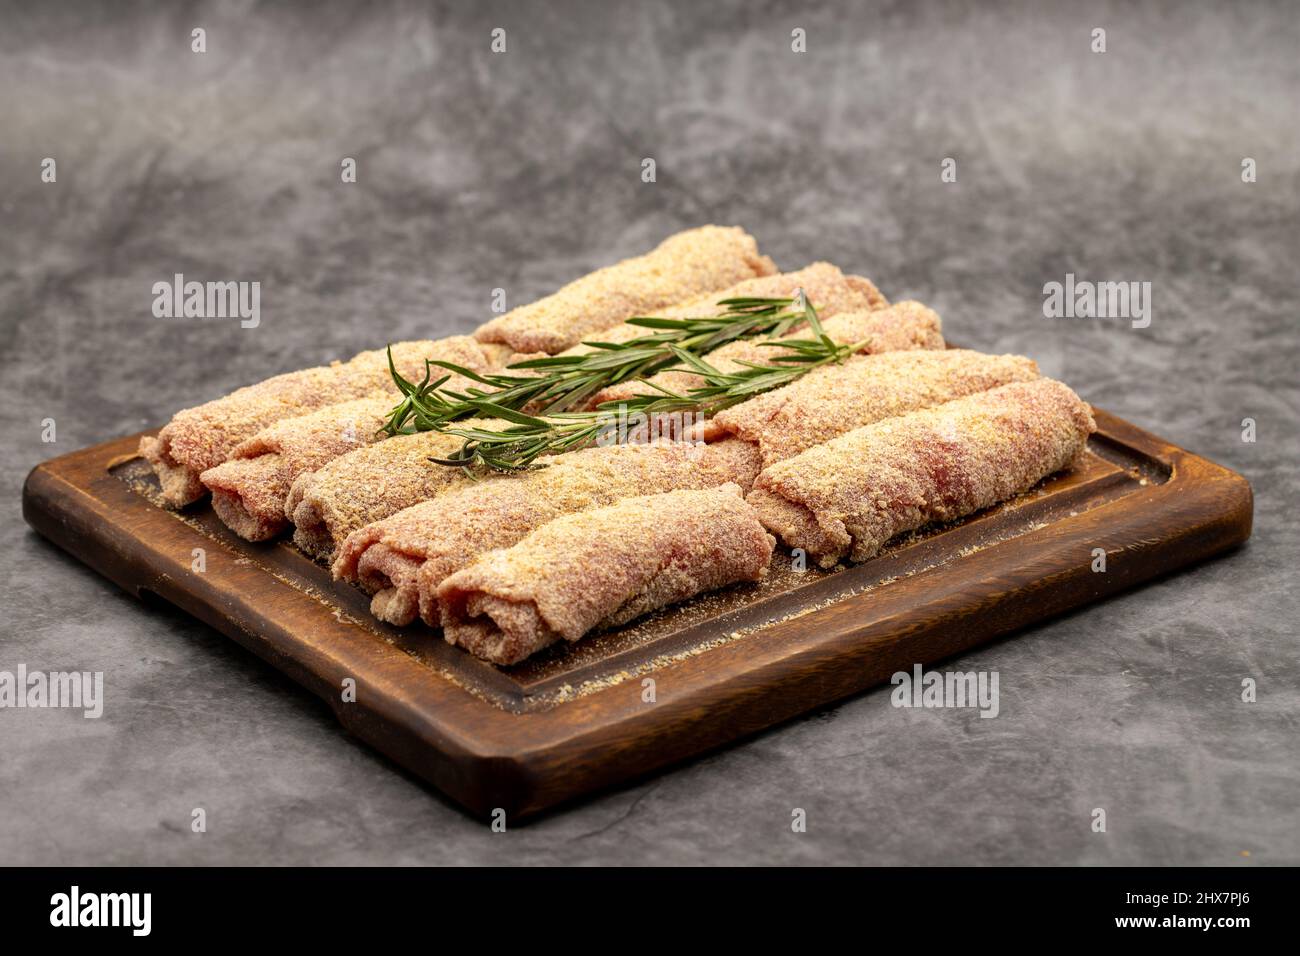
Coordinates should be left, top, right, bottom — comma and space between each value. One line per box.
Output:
332, 439, 761, 627
713, 349, 1039, 467
589, 299, 942, 408
284, 423, 759, 561
200, 396, 395, 541
140, 335, 508, 507
438, 484, 774, 665
284, 421, 496, 560
748, 379, 1096, 567
556, 261, 886, 356
472, 226, 777, 354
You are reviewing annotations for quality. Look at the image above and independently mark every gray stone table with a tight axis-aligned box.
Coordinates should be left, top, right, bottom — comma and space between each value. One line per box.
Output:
1, 0, 1296, 865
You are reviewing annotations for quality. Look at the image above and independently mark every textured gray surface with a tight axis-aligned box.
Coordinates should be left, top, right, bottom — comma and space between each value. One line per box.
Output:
2, 0, 1297, 865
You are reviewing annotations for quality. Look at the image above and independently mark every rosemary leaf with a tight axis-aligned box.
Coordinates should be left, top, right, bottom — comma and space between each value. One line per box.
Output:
379, 292, 869, 471
379, 295, 805, 435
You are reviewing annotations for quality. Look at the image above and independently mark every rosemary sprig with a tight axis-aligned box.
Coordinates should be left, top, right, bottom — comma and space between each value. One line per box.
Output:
380, 295, 811, 436
426, 296, 866, 472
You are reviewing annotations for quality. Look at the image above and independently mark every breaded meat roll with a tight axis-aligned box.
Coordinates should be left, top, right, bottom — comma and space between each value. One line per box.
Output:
747, 379, 1095, 567
439, 484, 774, 665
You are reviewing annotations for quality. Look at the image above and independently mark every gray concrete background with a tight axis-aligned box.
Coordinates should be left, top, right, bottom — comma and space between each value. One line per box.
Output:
1, 0, 1297, 865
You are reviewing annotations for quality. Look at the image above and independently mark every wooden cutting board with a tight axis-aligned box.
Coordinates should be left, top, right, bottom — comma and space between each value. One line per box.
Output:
22, 408, 1252, 819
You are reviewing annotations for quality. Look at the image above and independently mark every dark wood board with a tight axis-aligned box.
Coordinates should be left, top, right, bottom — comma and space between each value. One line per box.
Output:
22, 409, 1252, 819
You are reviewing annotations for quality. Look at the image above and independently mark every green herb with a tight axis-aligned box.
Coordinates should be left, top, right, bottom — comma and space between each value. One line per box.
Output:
380, 295, 809, 437
416, 294, 867, 472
